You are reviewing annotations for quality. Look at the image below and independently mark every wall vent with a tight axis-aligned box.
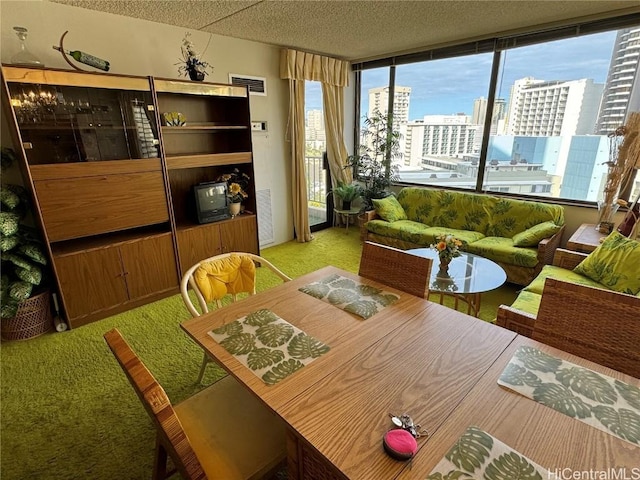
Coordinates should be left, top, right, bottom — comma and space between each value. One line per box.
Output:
256, 189, 274, 247
229, 74, 267, 96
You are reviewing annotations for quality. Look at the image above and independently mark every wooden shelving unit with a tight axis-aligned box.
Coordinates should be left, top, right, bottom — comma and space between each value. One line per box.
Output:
1, 65, 259, 328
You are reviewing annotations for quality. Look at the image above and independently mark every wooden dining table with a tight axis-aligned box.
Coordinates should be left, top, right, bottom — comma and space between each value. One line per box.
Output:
397, 336, 640, 478
180, 265, 639, 479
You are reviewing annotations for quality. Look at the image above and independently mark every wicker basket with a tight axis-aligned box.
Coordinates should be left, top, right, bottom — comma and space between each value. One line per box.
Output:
1, 290, 53, 341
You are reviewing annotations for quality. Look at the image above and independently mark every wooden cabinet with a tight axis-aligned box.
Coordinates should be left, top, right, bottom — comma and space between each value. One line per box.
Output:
153, 78, 259, 275
177, 215, 259, 272
1, 66, 260, 328
53, 233, 177, 326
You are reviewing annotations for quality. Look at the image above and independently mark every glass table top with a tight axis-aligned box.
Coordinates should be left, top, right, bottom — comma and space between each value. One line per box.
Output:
407, 248, 507, 295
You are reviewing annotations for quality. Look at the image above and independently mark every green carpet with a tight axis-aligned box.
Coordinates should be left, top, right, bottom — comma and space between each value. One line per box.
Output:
0, 227, 518, 480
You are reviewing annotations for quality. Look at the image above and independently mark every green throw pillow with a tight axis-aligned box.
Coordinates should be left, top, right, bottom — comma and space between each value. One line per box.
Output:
512, 221, 562, 247
372, 196, 407, 223
573, 231, 640, 295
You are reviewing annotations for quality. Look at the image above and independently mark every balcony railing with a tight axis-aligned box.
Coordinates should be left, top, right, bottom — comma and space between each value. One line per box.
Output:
305, 154, 328, 225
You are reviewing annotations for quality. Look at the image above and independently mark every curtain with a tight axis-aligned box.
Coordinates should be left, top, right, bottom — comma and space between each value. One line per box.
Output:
280, 49, 351, 242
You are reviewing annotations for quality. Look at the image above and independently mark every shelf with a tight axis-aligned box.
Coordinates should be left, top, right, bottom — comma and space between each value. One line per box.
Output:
30, 158, 162, 180
166, 152, 252, 169
175, 212, 255, 232
51, 225, 172, 257
19, 125, 142, 131
162, 125, 247, 132
154, 79, 248, 97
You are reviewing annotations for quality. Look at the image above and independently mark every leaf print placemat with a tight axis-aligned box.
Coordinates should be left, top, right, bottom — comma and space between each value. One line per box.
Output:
426, 425, 548, 479
208, 309, 330, 385
298, 273, 400, 319
498, 346, 640, 446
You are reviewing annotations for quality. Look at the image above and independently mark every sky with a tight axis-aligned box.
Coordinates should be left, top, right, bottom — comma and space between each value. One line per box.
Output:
305, 30, 619, 121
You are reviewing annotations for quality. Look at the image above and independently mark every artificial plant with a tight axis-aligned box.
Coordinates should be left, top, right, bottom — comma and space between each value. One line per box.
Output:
0, 147, 49, 319
347, 109, 401, 211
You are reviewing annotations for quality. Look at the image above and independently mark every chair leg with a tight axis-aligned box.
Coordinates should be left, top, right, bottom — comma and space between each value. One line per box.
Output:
196, 352, 211, 384
152, 437, 168, 480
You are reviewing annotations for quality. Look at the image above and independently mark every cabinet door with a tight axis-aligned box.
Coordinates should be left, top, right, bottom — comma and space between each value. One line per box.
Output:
119, 234, 178, 299
220, 216, 259, 254
177, 224, 223, 274
35, 170, 169, 242
55, 247, 128, 319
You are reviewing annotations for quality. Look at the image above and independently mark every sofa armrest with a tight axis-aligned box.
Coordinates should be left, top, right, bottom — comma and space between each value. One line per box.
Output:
552, 248, 588, 269
537, 224, 564, 265
363, 209, 380, 222
495, 305, 536, 338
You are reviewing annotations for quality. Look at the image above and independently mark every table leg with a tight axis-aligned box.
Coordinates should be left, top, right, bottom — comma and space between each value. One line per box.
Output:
431, 292, 482, 318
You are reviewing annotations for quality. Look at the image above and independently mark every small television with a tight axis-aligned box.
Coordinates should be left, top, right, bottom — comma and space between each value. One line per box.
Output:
193, 181, 230, 224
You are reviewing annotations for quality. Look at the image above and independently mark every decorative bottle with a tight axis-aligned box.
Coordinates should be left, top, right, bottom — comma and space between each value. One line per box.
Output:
53, 46, 110, 71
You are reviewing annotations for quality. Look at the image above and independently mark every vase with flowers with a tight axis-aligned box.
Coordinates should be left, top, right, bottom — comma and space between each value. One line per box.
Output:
217, 168, 250, 217
176, 32, 212, 81
430, 234, 462, 277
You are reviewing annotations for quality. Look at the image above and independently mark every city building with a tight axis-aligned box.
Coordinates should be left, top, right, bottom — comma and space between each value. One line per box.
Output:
596, 26, 640, 134
505, 77, 603, 136
367, 85, 411, 124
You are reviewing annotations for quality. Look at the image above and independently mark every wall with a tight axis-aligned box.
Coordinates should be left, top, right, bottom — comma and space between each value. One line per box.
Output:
0, 0, 296, 246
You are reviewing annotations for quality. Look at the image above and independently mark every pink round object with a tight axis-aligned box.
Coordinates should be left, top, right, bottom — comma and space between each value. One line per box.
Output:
382, 428, 418, 460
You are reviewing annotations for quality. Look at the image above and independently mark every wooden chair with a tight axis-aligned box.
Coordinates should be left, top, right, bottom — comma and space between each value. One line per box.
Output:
180, 252, 291, 383
358, 241, 433, 298
504, 278, 640, 377
104, 328, 286, 480
496, 248, 589, 336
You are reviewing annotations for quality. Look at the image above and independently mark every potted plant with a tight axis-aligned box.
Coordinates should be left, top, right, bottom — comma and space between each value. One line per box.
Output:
217, 168, 250, 216
330, 181, 362, 210
176, 32, 212, 81
347, 109, 401, 211
1, 147, 52, 340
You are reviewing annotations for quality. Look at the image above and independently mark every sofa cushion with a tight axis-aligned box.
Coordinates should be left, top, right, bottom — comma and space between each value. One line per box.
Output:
486, 198, 564, 238
512, 221, 562, 247
510, 290, 542, 317
465, 237, 539, 268
421, 227, 485, 247
397, 188, 494, 234
396, 187, 441, 225
573, 231, 640, 295
372, 196, 407, 222
523, 265, 606, 295
366, 219, 434, 246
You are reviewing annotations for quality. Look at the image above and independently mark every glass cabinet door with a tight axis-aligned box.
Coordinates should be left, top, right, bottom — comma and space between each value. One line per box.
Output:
7, 83, 159, 164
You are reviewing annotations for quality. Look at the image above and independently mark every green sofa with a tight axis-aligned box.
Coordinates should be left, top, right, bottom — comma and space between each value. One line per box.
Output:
497, 232, 640, 333
364, 187, 565, 286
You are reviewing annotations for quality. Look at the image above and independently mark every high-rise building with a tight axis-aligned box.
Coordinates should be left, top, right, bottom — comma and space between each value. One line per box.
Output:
505, 77, 603, 136
596, 26, 640, 134
472, 97, 487, 125
305, 109, 325, 142
422, 115, 479, 158
473, 96, 507, 134
368, 86, 411, 124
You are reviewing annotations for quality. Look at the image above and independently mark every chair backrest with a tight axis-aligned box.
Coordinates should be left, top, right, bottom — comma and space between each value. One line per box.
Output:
104, 328, 206, 480
358, 241, 433, 298
532, 278, 640, 377
180, 252, 291, 318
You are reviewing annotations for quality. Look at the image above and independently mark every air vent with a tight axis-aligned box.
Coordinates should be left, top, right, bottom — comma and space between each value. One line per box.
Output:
257, 189, 274, 247
229, 74, 267, 96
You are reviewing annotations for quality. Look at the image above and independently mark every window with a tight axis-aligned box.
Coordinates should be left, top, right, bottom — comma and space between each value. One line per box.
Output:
485, 28, 639, 201
354, 15, 640, 203
304, 81, 328, 227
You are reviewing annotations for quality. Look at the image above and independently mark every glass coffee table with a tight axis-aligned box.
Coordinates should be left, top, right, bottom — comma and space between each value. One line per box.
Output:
407, 248, 507, 317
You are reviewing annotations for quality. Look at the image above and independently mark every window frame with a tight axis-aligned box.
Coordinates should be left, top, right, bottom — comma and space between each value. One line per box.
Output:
352, 11, 640, 206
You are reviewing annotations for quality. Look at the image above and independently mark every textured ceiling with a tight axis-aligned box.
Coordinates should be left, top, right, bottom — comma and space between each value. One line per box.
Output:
48, 0, 640, 62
